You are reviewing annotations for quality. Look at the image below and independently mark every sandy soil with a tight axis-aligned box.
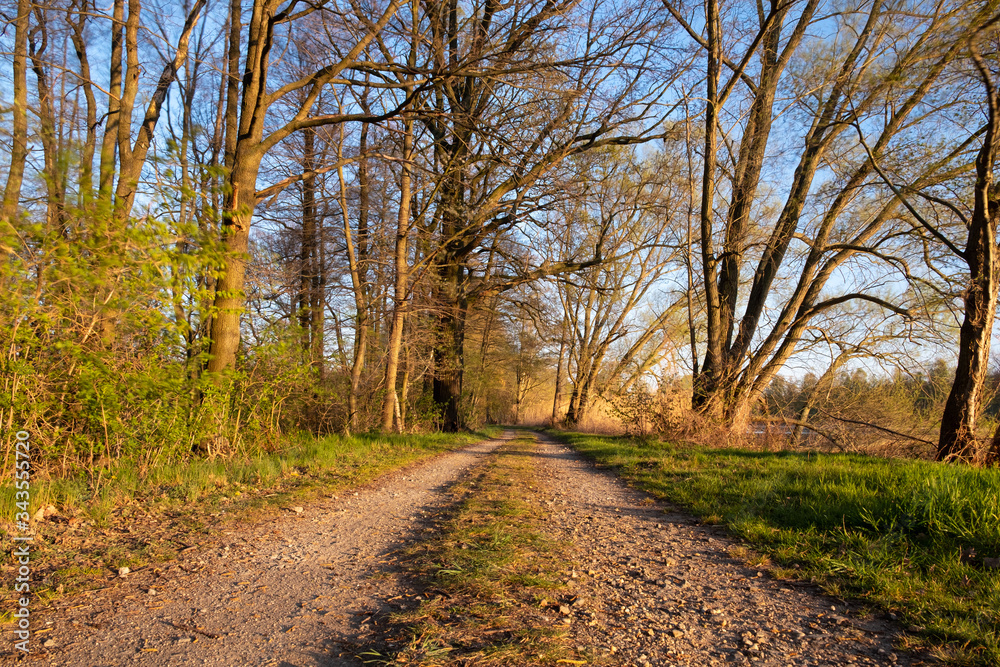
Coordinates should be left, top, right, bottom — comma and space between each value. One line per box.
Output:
6, 430, 927, 666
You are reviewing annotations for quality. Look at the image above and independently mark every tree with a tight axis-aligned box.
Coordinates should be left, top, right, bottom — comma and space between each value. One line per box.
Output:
550, 148, 685, 425
411, 0, 679, 430
858, 6, 1000, 461
677, 0, 975, 424
205, 0, 408, 376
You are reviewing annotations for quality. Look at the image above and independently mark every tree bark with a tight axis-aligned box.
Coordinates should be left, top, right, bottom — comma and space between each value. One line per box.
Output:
299, 127, 318, 356
432, 257, 467, 432
68, 2, 97, 203
381, 110, 414, 432
337, 151, 369, 433
691, 0, 722, 412
551, 313, 568, 424
2, 0, 31, 223
938, 52, 1000, 461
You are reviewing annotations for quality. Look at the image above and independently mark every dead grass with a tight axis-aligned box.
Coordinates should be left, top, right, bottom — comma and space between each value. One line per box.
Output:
377, 434, 587, 666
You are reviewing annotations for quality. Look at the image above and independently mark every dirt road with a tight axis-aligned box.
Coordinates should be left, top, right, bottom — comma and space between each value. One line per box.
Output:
8, 431, 921, 666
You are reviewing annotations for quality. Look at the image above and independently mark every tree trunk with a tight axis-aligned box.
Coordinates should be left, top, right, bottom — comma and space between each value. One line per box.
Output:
206, 153, 260, 373
937, 44, 1000, 463
2, 0, 30, 223
299, 127, 318, 355
692, 0, 723, 413
29, 11, 67, 235
938, 256, 997, 461
311, 200, 326, 379
401, 339, 413, 430
68, 3, 97, 203
551, 314, 568, 424
381, 114, 413, 432
432, 257, 467, 432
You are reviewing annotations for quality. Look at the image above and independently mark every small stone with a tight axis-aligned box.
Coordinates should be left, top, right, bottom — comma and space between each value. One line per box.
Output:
291, 506, 304, 514
148, 588, 157, 596
559, 605, 572, 615
672, 629, 684, 638
43, 639, 56, 648
118, 566, 130, 577
178, 637, 192, 644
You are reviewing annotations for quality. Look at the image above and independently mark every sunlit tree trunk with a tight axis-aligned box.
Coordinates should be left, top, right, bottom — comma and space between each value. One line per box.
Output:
381, 106, 414, 432
1, 0, 31, 224
938, 48, 1000, 461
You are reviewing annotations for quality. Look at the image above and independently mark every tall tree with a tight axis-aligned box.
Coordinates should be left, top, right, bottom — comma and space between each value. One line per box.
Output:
206, 0, 408, 375
415, 0, 678, 430
859, 6, 1000, 461
679, 0, 974, 424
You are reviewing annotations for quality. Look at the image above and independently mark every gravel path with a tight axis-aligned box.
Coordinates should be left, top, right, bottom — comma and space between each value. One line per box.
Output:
19, 435, 507, 666
11, 430, 925, 666
531, 433, 923, 666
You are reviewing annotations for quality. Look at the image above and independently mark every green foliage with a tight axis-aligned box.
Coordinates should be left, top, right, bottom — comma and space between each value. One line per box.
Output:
0, 187, 345, 477
555, 431, 1000, 666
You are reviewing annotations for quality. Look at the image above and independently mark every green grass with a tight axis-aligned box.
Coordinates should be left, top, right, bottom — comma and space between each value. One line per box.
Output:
552, 430, 1000, 666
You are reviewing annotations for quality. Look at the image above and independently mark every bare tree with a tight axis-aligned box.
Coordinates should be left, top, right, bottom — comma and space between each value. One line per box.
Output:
206, 0, 408, 375
678, 0, 976, 425
855, 6, 1000, 461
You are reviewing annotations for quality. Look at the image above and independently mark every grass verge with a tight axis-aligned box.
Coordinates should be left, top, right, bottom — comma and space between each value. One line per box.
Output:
371, 432, 588, 666
0, 427, 500, 618
551, 430, 1000, 667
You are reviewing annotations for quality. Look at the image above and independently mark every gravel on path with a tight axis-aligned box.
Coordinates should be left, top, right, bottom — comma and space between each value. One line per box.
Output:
11, 429, 930, 667
531, 433, 928, 667
15, 434, 508, 667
